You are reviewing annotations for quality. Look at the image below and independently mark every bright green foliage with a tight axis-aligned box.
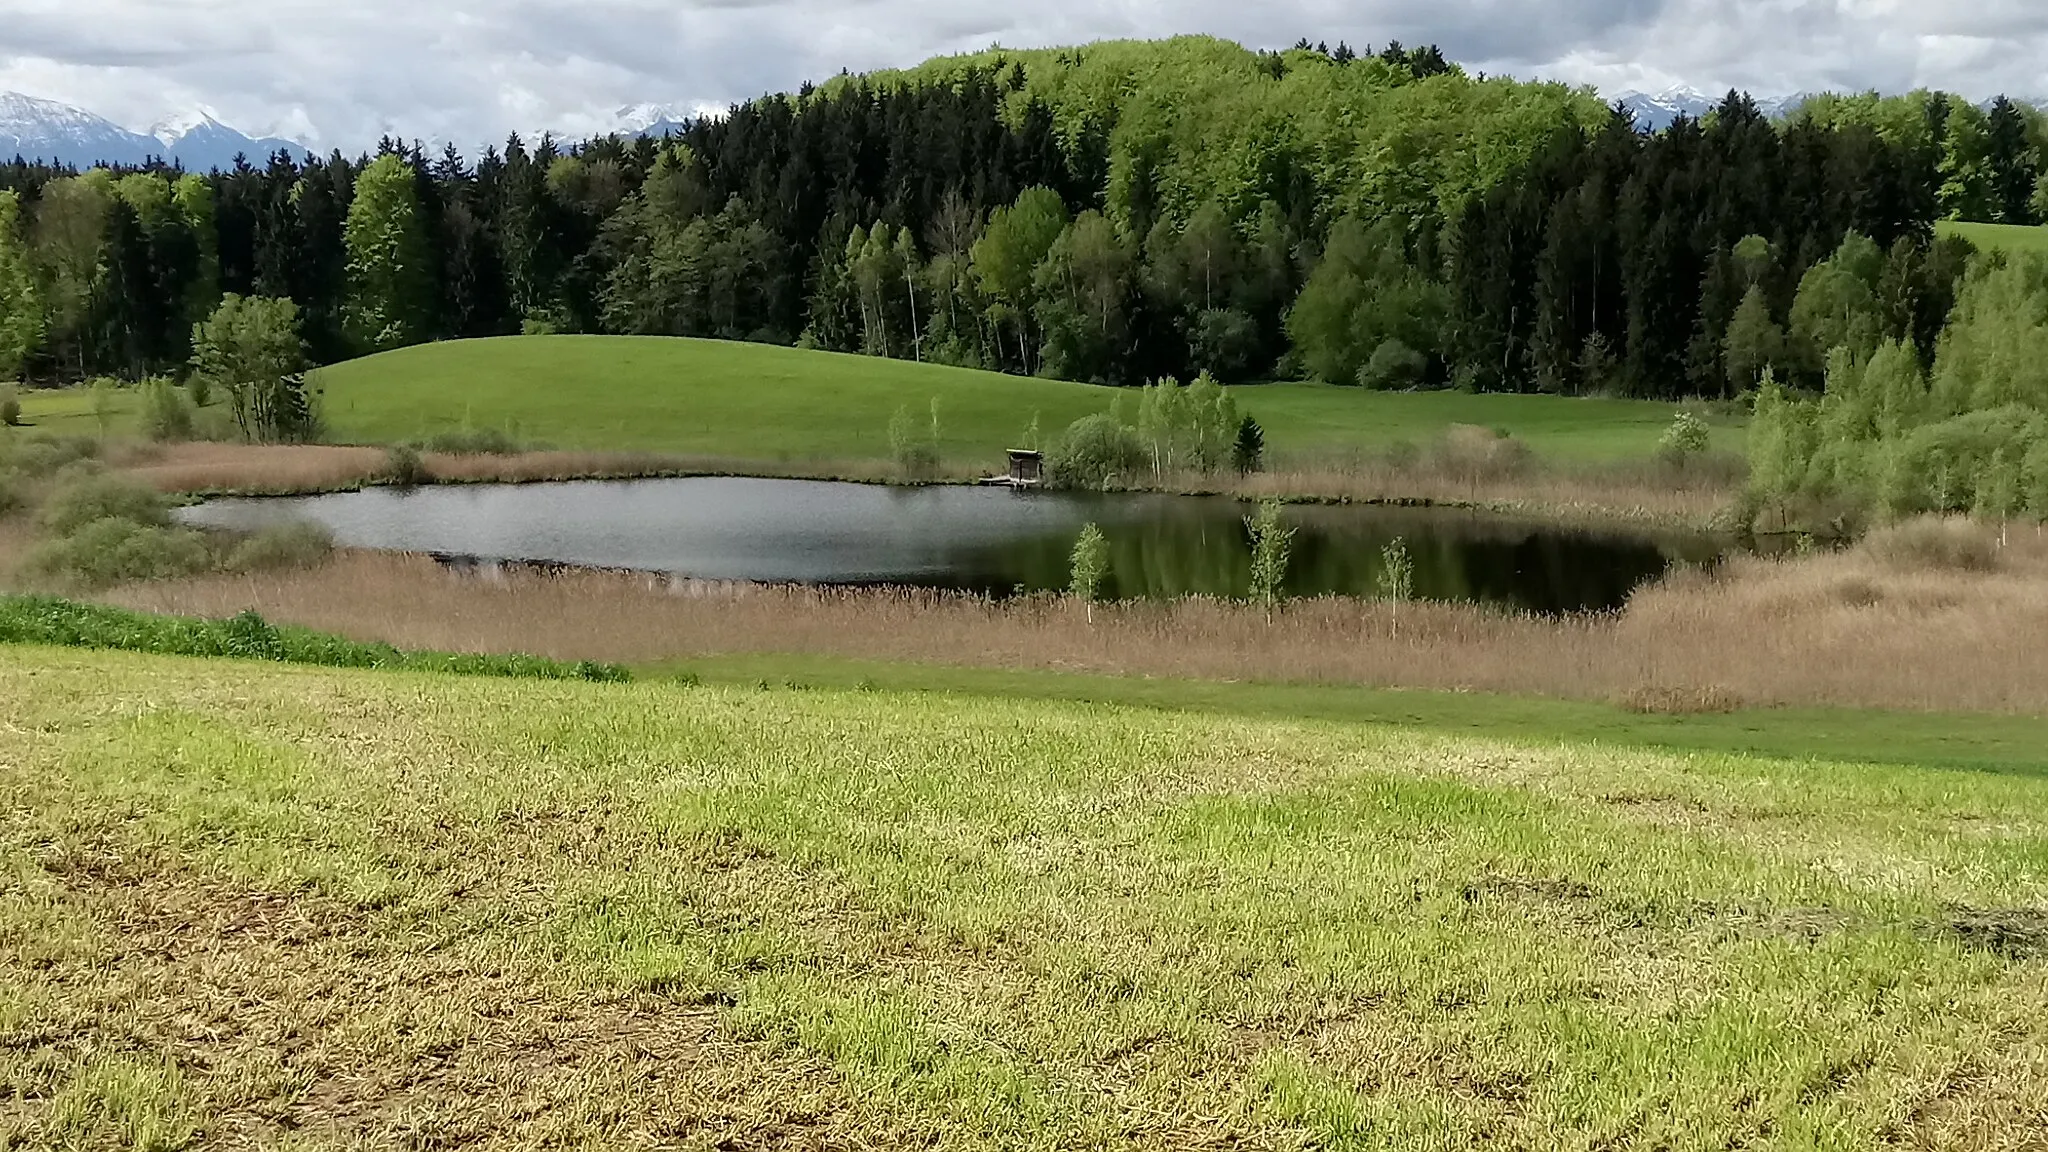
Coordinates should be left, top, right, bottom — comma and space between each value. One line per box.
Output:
191, 295, 317, 443
1286, 215, 1448, 387
343, 154, 434, 354
972, 188, 1069, 372
1046, 413, 1145, 489
887, 401, 942, 480
1378, 535, 1414, 636
0, 191, 42, 380
860, 37, 1603, 232
1244, 497, 1294, 618
1788, 233, 1884, 373
1722, 285, 1785, 392
1747, 251, 2048, 524
171, 174, 221, 332
1131, 372, 1240, 478
1068, 523, 1110, 609
1656, 410, 1711, 466
138, 377, 193, 442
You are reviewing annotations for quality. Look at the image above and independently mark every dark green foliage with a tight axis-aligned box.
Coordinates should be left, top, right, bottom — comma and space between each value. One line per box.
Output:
1232, 416, 1265, 475
0, 595, 630, 682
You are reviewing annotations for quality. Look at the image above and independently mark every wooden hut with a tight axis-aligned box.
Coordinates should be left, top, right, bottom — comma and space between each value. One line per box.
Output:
984, 449, 1044, 487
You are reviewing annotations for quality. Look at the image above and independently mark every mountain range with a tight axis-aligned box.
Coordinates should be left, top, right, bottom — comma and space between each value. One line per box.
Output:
0, 91, 310, 171
1611, 87, 1810, 132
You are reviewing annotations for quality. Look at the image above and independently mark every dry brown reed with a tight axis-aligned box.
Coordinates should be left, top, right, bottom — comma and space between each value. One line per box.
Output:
94, 520, 2048, 715
108, 441, 907, 496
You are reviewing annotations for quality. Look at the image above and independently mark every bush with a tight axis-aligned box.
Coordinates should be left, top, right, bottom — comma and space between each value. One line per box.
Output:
0, 473, 19, 518
0, 434, 98, 481
384, 444, 429, 486
37, 470, 171, 536
1048, 414, 1146, 489
224, 520, 333, 572
1657, 410, 1712, 467
187, 373, 211, 409
1856, 516, 2001, 573
140, 377, 195, 442
0, 384, 19, 427
1359, 339, 1427, 389
26, 518, 214, 588
1433, 425, 1533, 481
0, 595, 631, 682
419, 427, 521, 455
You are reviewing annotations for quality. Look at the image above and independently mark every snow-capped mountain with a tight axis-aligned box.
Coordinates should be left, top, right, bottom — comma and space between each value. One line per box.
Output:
0, 91, 307, 171
1612, 86, 1808, 132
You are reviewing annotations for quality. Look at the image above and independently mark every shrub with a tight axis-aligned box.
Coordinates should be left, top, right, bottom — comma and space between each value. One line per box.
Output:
384, 444, 429, 486
140, 377, 195, 442
26, 518, 214, 588
37, 471, 170, 536
888, 402, 941, 481
224, 520, 333, 572
419, 427, 521, 455
187, 373, 211, 409
1359, 339, 1427, 389
0, 473, 19, 518
1856, 516, 2000, 573
0, 384, 19, 427
1434, 425, 1532, 482
1245, 497, 1295, 619
0, 595, 630, 682
1657, 410, 1712, 467
0, 434, 97, 481
1048, 414, 1146, 489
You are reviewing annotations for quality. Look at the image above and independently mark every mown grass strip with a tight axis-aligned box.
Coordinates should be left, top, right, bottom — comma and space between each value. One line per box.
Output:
0, 595, 629, 682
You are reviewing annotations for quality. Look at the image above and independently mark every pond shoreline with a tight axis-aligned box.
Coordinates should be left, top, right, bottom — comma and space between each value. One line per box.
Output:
121, 440, 1738, 536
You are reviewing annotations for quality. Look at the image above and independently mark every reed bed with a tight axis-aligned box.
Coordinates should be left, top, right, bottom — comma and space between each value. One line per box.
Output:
96, 521, 2048, 715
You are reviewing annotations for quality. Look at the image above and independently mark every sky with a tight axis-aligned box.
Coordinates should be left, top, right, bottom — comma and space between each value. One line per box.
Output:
2, 0, 2047, 149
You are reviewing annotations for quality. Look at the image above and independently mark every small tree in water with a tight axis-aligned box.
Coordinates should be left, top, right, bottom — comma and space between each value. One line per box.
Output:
1379, 536, 1414, 637
1069, 522, 1110, 622
1245, 498, 1294, 621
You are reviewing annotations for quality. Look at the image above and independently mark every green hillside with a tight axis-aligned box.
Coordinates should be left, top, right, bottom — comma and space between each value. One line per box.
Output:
1938, 219, 2048, 253
5, 646, 2044, 1147
310, 335, 1732, 466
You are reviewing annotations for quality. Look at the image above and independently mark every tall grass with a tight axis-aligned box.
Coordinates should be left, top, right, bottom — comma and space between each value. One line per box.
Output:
97, 526, 2048, 715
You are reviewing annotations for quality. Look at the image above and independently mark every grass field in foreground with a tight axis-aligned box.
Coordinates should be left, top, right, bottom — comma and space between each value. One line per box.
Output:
294, 336, 1736, 465
662, 652, 2048, 777
4, 647, 2045, 1147
1938, 219, 2048, 254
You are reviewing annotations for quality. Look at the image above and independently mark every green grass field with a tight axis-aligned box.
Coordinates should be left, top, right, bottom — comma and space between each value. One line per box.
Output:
1938, 219, 2048, 254
5, 646, 2044, 1147
303, 337, 1735, 465
10, 336, 1740, 468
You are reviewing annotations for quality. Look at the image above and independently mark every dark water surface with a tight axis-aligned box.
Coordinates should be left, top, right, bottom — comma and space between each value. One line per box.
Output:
176, 477, 1720, 613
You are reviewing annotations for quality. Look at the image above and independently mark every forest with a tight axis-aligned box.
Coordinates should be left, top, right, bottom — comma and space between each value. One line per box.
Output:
1, 34, 2047, 427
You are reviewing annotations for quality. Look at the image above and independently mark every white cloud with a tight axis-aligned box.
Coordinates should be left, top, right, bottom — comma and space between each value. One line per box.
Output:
3, 0, 2048, 151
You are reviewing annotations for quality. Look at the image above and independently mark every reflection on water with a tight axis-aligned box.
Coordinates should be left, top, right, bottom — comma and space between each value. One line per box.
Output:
176, 476, 1721, 613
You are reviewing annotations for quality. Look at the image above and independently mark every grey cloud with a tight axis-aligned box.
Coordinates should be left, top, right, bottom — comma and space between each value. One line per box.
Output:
4, 0, 2048, 152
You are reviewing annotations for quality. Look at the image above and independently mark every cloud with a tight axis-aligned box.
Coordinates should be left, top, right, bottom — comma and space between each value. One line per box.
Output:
2, 0, 2048, 151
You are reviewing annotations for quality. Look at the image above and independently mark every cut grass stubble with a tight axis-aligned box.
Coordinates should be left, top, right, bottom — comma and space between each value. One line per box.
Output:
2, 650, 2045, 1148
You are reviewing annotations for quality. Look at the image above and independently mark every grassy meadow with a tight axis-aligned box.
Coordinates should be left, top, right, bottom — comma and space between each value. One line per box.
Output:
1937, 219, 2048, 254
4, 645, 2047, 1148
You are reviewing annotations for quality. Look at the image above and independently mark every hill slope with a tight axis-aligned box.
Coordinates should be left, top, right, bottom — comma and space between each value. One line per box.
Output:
312, 336, 1726, 465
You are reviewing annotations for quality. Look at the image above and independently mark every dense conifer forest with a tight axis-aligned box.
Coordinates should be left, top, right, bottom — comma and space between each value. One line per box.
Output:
2, 35, 2045, 408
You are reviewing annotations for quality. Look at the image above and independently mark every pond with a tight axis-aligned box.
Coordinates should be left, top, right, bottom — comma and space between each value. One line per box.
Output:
176, 476, 1721, 614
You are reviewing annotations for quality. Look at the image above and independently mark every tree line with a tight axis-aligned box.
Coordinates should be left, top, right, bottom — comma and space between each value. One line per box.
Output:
1, 35, 2043, 405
